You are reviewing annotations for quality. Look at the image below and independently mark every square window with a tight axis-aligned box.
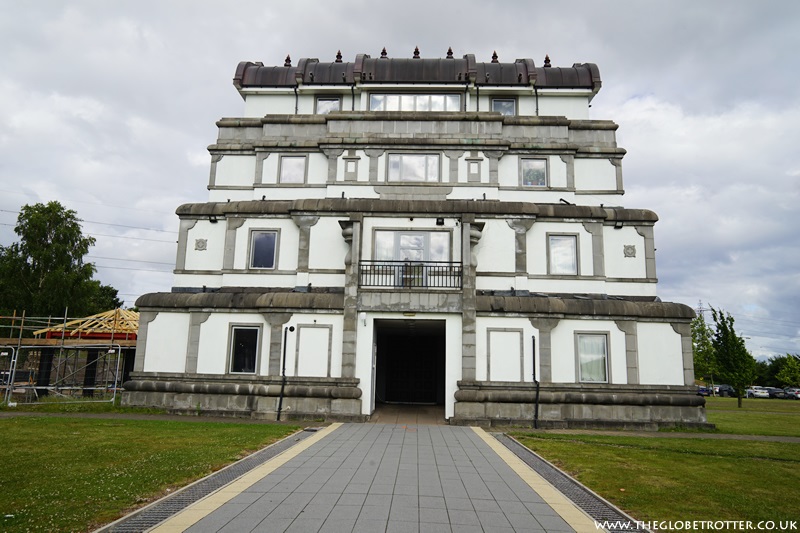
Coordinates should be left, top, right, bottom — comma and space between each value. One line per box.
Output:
492, 99, 516, 116
388, 154, 440, 182
549, 234, 577, 275
521, 159, 547, 187
230, 326, 259, 374
315, 97, 340, 114
279, 156, 306, 184
577, 333, 608, 383
251, 230, 277, 269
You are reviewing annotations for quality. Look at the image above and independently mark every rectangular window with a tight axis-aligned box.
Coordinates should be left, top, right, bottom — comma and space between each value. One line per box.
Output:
548, 234, 577, 275
374, 231, 451, 261
250, 230, 277, 269
492, 98, 516, 116
577, 333, 608, 383
388, 154, 440, 182
279, 155, 306, 184
520, 158, 547, 187
230, 326, 259, 374
369, 94, 461, 112
315, 97, 341, 114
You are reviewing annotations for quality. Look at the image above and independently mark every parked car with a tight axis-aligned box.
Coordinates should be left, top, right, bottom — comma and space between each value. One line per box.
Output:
746, 386, 769, 399
714, 384, 736, 397
697, 386, 710, 396
784, 388, 800, 400
765, 387, 786, 399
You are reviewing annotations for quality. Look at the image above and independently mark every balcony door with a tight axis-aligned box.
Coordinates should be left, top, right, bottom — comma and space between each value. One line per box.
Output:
375, 231, 450, 262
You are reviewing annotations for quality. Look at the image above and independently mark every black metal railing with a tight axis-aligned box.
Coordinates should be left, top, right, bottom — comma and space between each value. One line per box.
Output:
359, 261, 463, 289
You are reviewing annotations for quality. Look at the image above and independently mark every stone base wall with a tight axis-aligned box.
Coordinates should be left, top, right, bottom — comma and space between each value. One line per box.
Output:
451, 380, 712, 430
121, 372, 366, 422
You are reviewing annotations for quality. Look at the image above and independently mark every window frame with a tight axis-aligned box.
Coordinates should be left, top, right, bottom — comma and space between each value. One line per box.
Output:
278, 154, 308, 184
547, 233, 579, 276
491, 98, 517, 116
248, 229, 280, 270
227, 324, 262, 375
519, 157, 549, 187
373, 229, 452, 262
386, 153, 441, 183
369, 93, 462, 112
575, 332, 610, 383
315, 97, 341, 115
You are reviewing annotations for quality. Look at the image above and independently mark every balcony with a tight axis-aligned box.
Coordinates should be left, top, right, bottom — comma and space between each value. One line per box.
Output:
359, 261, 463, 289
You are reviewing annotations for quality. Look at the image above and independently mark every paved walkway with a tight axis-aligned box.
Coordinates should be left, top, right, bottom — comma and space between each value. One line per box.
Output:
146, 424, 598, 533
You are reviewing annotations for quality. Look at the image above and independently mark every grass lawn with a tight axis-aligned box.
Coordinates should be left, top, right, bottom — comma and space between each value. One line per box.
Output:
704, 396, 800, 437
512, 398, 800, 526
0, 416, 300, 533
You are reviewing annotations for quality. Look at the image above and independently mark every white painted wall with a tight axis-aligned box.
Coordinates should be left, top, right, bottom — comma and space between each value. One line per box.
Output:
637, 322, 685, 385
185, 220, 226, 271
476, 317, 538, 382
244, 93, 296, 117
214, 155, 256, 187
549, 319, 627, 384
308, 217, 348, 270
143, 313, 190, 373
574, 158, 617, 191
474, 219, 515, 274
604, 226, 647, 279
536, 94, 590, 119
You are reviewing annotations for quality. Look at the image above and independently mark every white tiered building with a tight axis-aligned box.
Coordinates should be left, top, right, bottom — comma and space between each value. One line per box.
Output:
124, 49, 707, 428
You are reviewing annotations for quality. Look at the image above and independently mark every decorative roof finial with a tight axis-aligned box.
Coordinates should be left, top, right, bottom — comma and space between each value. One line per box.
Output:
544, 54, 551, 68
446, 47, 454, 59
491, 51, 499, 63
413, 46, 420, 59
284, 54, 292, 67
335, 50, 343, 63
380, 47, 388, 59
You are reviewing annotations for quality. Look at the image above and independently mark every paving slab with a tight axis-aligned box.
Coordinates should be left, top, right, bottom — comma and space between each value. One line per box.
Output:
136, 423, 602, 532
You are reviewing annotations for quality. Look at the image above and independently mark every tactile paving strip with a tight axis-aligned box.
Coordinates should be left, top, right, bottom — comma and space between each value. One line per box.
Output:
99, 430, 315, 533
494, 433, 649, 533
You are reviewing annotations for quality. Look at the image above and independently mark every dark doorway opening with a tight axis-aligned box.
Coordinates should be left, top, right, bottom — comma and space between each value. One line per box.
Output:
374, 319, 446, 405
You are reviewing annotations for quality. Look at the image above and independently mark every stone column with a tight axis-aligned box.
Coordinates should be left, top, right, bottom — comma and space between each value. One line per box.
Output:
615, 320, 639, 384
635, 226, 657, 280
175, 219, 199, 271
208, 154, 223, 188
529, 318, 560, 382
560, 155, 575, 190
582, 221, 605, 277
610, 158, 623, 192
133, 312, 158, 372
444, 150, 464, 183
339, 219, 361, 378
484, 151, 503, 185
672, 323, 695, 386
461, 218, 484, 380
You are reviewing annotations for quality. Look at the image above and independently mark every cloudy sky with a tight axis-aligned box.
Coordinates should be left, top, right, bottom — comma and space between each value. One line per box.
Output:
1, 1, 798, 359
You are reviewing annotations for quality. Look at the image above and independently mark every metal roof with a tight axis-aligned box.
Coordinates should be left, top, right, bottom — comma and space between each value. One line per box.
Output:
233, 50, 600, 92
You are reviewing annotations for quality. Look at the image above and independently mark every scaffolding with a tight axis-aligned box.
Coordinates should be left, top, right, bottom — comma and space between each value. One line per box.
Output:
0, 309, 138, 405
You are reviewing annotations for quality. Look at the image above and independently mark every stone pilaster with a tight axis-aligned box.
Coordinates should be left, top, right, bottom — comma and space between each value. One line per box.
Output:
322, 148, 344, 183
672, 323, 695, 385
582, 221, 605, 277
635, 226, 657, 280
339, 219, 361, 378
461, 218, 484, 380
528, 318, 560, 382
615, 320, 639, 384
291, 215, 320, 271
560, 154, 575, 190
223, 218, 246, 270
444, 150, 464, 183
263, 313, 293, 376
364, 149, 384, 182
133, 312, 158, 372
506, 218, 535, 274
484, 151, 503, 185
185, 312, 211, 374
175, 219, 199, 271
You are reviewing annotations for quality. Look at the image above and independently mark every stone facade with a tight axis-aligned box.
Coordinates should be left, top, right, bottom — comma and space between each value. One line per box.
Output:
123, 50, 707, 428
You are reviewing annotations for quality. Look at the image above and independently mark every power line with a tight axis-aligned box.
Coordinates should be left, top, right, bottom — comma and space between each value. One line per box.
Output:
0, 208, 177, 234
88, 233, 176, 244
0, 189, 176, 215
92, 264, 173, 273
87, 255, 174, 266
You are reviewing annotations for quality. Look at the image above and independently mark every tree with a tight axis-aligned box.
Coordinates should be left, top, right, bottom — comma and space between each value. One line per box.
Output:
0, 201, 122, 318
691, 308, 717, 384
711, 307, 756, 408
776, 354, 800, 387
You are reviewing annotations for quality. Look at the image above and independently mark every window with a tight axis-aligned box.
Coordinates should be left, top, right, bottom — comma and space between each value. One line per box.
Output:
315, 97, 340, 114
279, 156, 306, 184
520, 158, 547, 187
229, 326, 259, 374
492, 98, 516, 116
250, 230, 277, 269
548, 234, 577, 275
577, 333, 608, 383
369, 94, 461, 112
374, 231, 451, 261
388, 154, 440, 182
